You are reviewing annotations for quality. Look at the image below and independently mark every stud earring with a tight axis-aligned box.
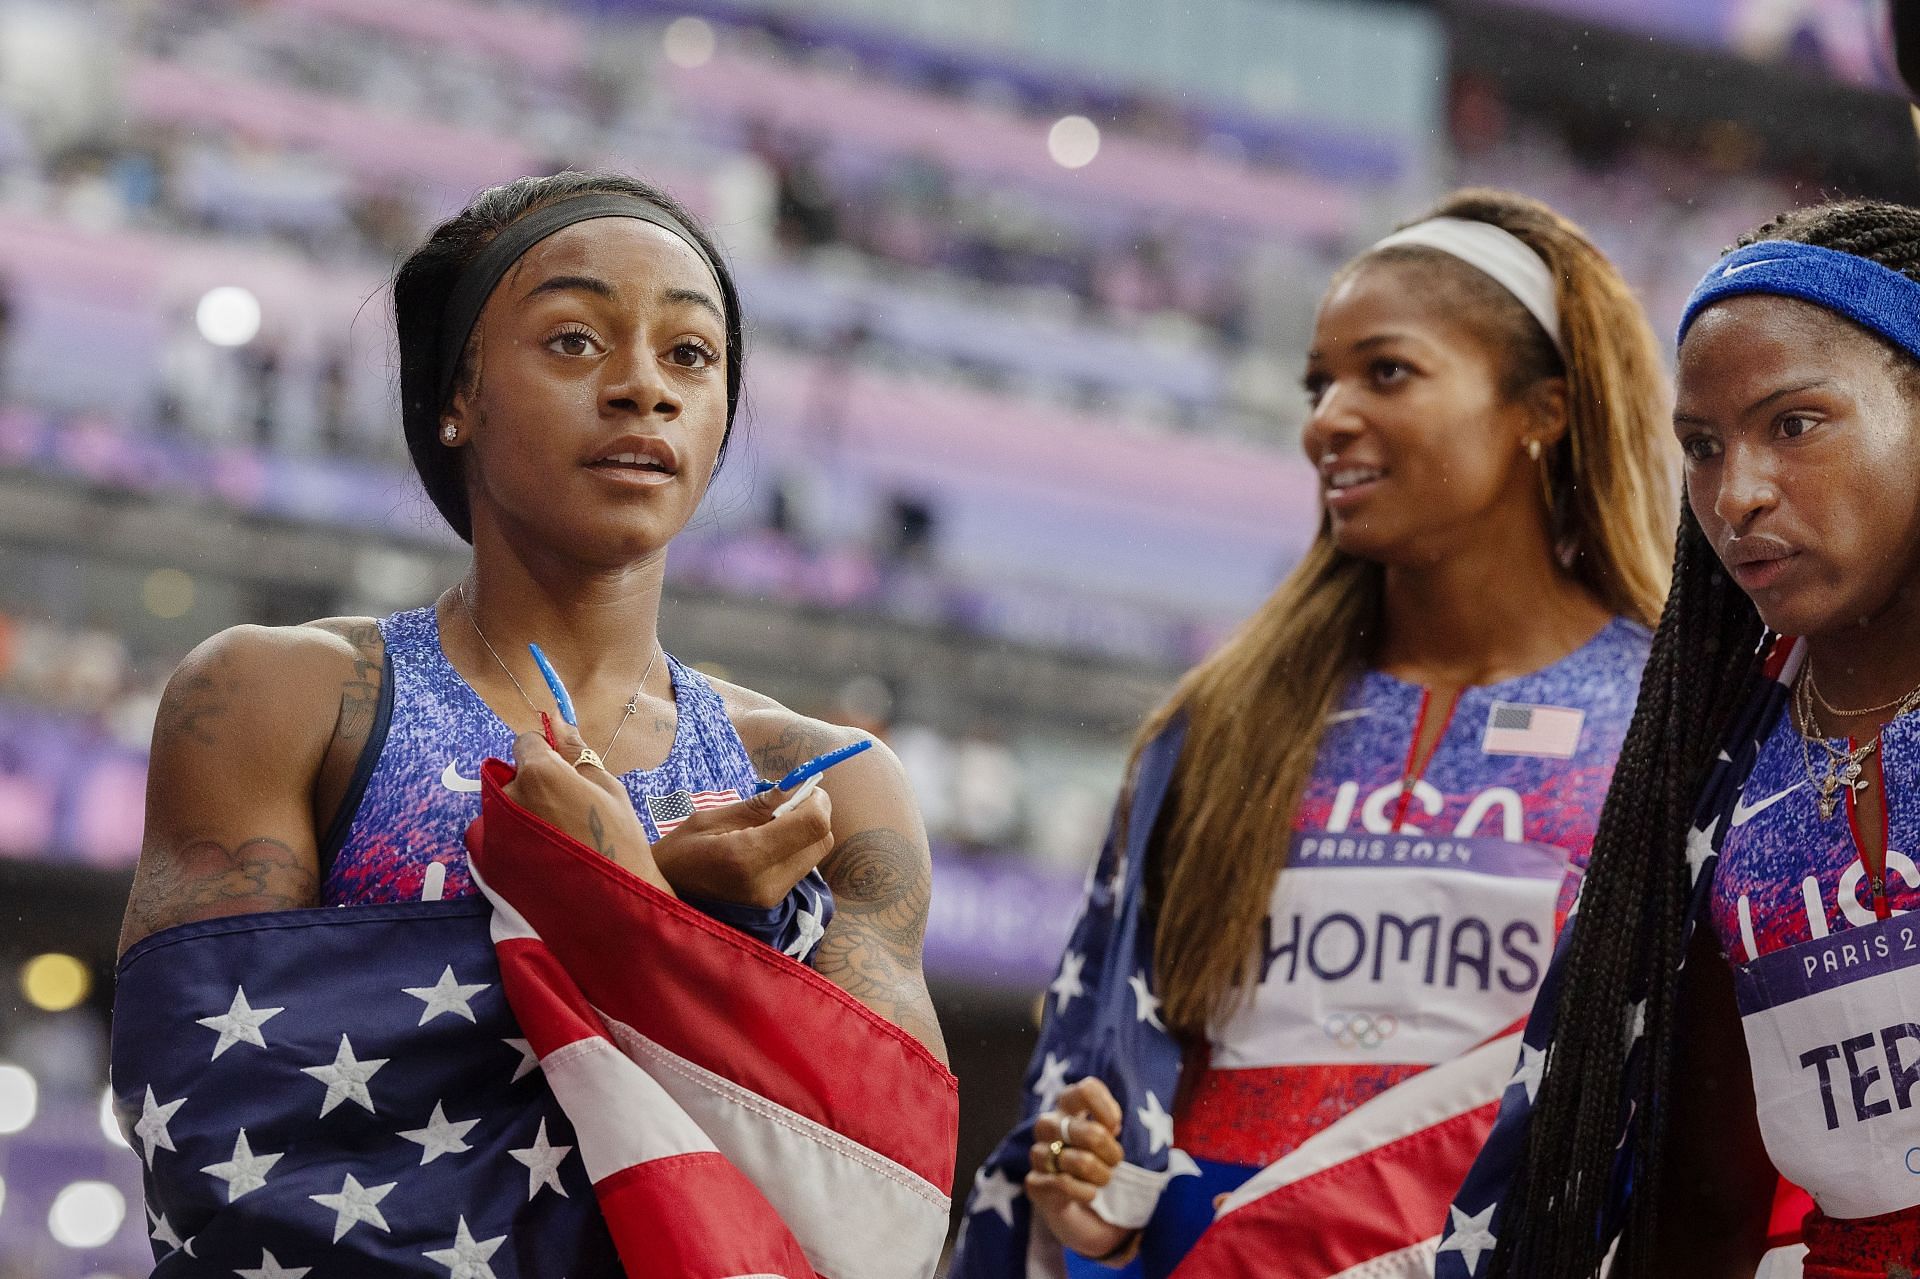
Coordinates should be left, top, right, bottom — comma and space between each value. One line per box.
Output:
441, 422, 458, 443
1525, 438, 1542, 461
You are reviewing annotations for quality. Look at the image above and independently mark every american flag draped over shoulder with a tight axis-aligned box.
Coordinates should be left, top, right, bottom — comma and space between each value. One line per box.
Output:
1434, 637, 1802, 1279
951, 720, 1530, 1279
112, 760, 957, 1278
949, 721, 1191, 1279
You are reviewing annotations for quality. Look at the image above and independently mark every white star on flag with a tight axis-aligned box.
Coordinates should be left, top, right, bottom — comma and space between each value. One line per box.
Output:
148, 1205, 184, 1250
301, 1034, 389, 1117
398, 1101, 480, 1164
971, 1166, 1022, 1227
1684, 816, 1720, 886
1167, 1148, 1201, 1179
503, 1038, 539, 1083
1049, 950, 1086, 1013
1436, 1202, 1499, 1275
1030, 1052, 1073, 1112
402, 965, 491, 1025
1127, 971, 1164, 1028
424, 1216, 508, 1279
133, 1086, 188, 1168
783, 907, 826, 959
310, 1171, 396, 1242
201, 1128, 283, 1202
509, 1118, 572, 1199
1507, 1043, 1546, 1103
234, 1248, 312, 1278
195, 987, 284, 1060
1137, 1090, 1174, 1154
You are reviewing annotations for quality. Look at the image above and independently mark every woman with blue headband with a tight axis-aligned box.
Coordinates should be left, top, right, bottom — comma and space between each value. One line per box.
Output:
111, 172, 955, 1272
1440, 199, 1920, 1279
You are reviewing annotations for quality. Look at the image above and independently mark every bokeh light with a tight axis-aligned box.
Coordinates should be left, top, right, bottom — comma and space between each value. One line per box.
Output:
48, 1181, 124, 1249
141, 568, 196, 620
98, 1086, 129, 1150
0, 1065, 36, 1134
22, 952, 91, 1012
1047, 115, 1101, 169
662, 16, 715, 68
194, 286, 262, 347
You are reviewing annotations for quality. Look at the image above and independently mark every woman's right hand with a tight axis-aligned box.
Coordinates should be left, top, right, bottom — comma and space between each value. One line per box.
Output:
506, 724, 672, 894
1027, 1077, 1137, 1265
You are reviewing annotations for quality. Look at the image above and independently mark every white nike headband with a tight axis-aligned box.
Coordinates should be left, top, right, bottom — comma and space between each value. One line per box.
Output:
1368, 217, 1565, 357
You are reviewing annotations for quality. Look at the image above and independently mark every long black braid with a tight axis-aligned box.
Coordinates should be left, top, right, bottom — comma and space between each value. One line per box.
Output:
1488, 199, 1920, 1278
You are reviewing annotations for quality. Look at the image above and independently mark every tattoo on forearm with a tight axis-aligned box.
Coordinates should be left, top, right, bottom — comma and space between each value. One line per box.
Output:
125, 836, 318, 944
587, 806, 616, 859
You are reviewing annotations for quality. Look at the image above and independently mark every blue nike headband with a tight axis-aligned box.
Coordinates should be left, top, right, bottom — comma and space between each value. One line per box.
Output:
1677, 239, 1920, 362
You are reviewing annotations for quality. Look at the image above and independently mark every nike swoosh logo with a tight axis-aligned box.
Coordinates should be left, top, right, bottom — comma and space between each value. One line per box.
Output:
1731, 780, 1803, 827
440, 761, 482, 794
1722, 258, 1785, 277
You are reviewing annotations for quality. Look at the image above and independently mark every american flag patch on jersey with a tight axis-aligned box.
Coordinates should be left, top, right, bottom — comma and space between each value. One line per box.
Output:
648, 788, 743, 833
1481, 702, 1584, 759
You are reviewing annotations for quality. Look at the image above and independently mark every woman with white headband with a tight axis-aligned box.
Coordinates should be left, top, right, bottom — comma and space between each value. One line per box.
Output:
952, 188, 1675, 1277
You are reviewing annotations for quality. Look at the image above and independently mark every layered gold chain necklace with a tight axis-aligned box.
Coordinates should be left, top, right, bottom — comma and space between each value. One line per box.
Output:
1792, 664, 1920, 821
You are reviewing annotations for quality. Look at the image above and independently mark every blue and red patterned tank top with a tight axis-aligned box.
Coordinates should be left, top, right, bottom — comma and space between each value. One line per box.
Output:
1125, 617, 1649, 1278
320, 606, 832, 963
1713, 707, 1920, 1277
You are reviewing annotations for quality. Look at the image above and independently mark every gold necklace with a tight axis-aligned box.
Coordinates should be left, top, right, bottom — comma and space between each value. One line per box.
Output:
1792, 670, 1920, 821
1807, 663, 1920, 719
458, 586, 660, 770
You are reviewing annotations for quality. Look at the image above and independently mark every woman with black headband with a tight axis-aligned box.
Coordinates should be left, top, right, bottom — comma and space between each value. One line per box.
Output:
1438, 200, 1920, 1279
113, 171, 952, 1271
953, 189, 1674, 1277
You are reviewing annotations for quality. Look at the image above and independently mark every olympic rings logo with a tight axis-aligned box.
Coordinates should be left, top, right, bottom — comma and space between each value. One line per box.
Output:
1323, 1012, 1399, 1050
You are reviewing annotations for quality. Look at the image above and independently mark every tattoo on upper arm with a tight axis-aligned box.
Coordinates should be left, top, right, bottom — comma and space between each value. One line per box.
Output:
747, 722, 838, 783
154, 669, 230, 749
822, 829, 931, 960
813, 828, 946, 1057
125, 836, 318, 945
332, 622, 384, 744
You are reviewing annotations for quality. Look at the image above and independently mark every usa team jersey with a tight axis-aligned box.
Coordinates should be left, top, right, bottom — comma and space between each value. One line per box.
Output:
1130, 618, 1649, 1275
322, 607, 833, 963
1713, 710, 1920, 1277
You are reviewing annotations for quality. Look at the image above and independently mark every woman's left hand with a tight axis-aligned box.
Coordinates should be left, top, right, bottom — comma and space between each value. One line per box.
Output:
503, 721, 673, 895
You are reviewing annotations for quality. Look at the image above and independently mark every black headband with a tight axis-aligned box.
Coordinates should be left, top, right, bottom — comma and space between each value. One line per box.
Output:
433, 193, 725, 410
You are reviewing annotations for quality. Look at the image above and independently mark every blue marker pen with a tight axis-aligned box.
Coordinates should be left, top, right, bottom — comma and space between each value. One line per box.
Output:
753, 738, 873, 795
527, 643, 579, 727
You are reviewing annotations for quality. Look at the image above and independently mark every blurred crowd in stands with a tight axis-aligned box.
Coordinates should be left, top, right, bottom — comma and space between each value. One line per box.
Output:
0, 0, 1846, 880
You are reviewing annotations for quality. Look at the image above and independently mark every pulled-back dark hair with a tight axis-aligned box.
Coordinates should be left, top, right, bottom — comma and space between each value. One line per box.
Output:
392, 170, 746, 542
1489, 198, 1920, 1277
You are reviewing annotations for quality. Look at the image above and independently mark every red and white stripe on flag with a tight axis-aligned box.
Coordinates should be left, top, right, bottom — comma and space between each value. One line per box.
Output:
469, 760, 958, 1279
1169, 1030, 1522, 1279
1480, 702, 1584, 759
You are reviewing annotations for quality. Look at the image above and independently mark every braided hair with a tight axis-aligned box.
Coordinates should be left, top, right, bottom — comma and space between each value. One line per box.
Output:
1488, 198, 1920, 1277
